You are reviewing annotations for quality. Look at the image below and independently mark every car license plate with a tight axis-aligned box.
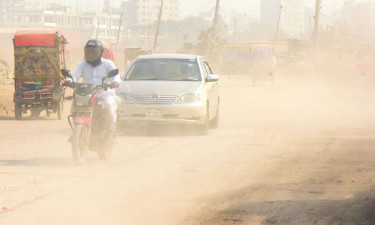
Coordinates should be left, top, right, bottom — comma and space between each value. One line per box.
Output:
145, 110, 162, 119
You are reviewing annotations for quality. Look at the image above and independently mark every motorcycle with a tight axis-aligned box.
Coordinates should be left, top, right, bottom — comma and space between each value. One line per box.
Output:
61, 69, 119, 165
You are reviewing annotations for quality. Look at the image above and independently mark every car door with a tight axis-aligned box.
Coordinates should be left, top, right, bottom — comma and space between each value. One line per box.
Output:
201, 60, 219, 120
199, 59, 211, 114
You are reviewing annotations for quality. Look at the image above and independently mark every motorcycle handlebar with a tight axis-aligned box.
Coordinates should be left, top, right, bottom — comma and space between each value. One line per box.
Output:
64, 82, 110, 91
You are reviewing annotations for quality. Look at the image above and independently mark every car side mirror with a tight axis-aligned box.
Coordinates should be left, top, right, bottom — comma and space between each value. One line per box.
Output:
107, 69, 119, 78
206, 74, 219, 82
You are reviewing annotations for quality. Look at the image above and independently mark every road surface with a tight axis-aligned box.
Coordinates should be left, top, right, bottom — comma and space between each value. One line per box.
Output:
1, 73, 375, 225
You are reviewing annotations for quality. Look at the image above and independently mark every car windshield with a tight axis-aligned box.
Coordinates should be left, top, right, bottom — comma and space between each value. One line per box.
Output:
125, 58, 201, 81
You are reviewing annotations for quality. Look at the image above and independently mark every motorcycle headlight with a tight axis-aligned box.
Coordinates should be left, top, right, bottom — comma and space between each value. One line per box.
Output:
75, 94, 91, 106
177, 94, 200, 104
119, 93, 135, 104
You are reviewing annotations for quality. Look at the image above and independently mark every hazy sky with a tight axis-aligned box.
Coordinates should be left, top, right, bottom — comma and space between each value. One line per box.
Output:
180, 0, 348, 18
45, 0, 371, 18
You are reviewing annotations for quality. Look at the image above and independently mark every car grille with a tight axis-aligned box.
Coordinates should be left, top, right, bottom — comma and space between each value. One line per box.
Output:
134, 95, 178, 105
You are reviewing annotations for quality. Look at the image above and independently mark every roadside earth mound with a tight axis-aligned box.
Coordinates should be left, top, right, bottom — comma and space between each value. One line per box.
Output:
0, 60, 13, 85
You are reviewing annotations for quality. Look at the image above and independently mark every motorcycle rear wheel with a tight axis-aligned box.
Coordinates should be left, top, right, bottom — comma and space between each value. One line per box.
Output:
97, 131, 113, 159
72, 124, 89, 165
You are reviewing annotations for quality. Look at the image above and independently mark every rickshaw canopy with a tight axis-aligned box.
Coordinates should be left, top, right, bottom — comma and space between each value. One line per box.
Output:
14, 30, 66, 47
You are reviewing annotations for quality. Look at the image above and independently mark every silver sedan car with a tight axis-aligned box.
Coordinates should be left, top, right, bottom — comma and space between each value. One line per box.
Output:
117, 54, 219, 135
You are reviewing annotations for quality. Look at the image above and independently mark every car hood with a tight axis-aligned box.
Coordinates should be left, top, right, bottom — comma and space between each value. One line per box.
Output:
119, 81, 202, 96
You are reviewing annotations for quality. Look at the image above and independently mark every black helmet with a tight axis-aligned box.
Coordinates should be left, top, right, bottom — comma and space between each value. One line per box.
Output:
84, 40, 104, 63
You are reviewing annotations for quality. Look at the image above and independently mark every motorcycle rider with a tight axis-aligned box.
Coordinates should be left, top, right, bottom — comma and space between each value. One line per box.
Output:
62, 40, 121, 134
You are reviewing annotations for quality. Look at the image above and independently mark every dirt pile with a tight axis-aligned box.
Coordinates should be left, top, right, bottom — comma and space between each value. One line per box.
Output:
0, 62, 13, 85
0, 83, 13, 117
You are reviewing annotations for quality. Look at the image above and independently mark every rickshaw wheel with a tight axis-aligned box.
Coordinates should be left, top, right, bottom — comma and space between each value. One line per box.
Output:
72, 124, 89, 165
56, 100, 63, 120
15, 103, 22, 120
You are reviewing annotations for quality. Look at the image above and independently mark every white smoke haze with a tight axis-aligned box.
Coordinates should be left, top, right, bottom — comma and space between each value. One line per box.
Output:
1, 0, 375, 225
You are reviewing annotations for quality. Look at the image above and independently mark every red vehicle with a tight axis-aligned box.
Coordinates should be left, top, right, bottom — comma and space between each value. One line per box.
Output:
102, 46, 115, 61
357, 45, 375, 76
13, 30, 67, 119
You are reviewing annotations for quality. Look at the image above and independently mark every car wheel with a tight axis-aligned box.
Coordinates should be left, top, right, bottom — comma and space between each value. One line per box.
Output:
197, 103, 209, 135
210, 100, 219, 129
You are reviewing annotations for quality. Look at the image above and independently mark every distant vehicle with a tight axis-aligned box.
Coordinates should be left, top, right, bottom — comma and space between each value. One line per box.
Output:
13, 30, 67, 120
102, 46, 115, 61
357, 45, 375, 76
219, 44, 251, 74
249, 45, 277, 85
117, 54, 220, 135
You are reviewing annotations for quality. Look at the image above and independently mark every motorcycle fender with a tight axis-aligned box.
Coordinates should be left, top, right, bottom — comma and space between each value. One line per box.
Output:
74, 117, 93, 125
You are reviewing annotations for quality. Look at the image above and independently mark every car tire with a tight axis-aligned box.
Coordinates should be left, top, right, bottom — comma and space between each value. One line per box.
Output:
210, 100, 219, 129
197, 104, 209, 135
97, 131, 113, 159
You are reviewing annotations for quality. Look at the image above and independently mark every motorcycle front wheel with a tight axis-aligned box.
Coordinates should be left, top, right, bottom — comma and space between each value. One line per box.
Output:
72, 124, 89, 165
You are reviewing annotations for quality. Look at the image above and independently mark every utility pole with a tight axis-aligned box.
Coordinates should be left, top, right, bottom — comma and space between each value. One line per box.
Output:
207, 0, 220, 55
146, 13, 152, 49
313, 0, 321, 65
96, 17, 100, 39
274, 5, 283, 43
116, 12, 123, 49
212, 0, 220, 37
232, 18, 237, 44
153, 0, 164, 52
313, 0, 321, 41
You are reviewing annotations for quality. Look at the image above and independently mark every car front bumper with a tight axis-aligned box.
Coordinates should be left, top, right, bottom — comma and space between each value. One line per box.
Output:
118, 102, 205, 125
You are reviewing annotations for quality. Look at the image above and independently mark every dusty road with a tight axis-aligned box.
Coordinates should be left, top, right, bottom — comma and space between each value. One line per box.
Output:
1, 73, 375, 225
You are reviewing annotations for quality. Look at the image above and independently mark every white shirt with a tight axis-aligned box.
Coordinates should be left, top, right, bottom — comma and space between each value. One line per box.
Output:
72, 58, 121, 88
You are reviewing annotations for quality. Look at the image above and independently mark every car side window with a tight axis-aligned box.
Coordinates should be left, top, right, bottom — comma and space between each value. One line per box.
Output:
203, 62, 213, 74
200, 60, 208, 80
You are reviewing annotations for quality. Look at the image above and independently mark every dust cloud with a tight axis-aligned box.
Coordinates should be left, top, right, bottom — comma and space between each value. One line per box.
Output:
1, 2, 375, 225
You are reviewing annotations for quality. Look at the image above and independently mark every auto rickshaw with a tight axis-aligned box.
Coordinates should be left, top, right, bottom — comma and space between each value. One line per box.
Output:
13, 30, 67, 120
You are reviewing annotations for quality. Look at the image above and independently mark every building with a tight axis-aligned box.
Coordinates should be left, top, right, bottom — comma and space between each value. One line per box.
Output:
0, 0, 40, 24
261, 0, 281, 27
261, 0, 305, 39
304, 7, 314, 37
0, 0, 40, 12
0, 4, 121, 44
341, 1, 375, 30
122, 0, 181, 26
341, 1, 375, 43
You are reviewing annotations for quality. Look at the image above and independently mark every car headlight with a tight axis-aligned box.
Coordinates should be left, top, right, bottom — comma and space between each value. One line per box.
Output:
119, 93, 135, 104
177, 93, 200, 104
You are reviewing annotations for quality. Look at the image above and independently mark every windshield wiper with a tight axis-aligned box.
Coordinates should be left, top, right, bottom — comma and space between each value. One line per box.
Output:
132, 78, 161, 80
178, 78, 200, 81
